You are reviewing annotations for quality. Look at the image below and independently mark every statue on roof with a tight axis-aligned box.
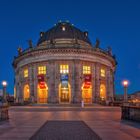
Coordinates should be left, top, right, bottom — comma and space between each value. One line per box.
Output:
28, 40, 33, 48
107, 46, 112, 55
95, 39, 100, 48
17, 47, 22, 55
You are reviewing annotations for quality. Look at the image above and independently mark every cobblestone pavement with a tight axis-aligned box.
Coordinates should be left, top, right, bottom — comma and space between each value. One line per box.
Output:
0, 106, 139, 140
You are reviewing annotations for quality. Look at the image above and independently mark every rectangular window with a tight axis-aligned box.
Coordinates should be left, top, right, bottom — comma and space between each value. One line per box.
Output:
38, 66, 46, 75
101, 68, 106, 77
83, 66, 91, 74
24, 69, 28, 78
60, 65, 69, 74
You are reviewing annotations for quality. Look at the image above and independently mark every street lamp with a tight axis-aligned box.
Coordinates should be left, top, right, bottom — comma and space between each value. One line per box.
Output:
2, 81, 7, 101
122, 80, 129, 103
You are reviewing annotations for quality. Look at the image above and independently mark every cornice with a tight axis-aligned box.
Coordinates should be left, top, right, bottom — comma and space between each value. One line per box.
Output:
13, 47, 116, 68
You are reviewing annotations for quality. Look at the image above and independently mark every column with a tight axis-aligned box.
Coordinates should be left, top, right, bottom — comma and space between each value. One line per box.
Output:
54, 62, 59, 103
73, 60, 82, 103
92, 63, 95, 103
106, 67, 110, 101
71, 61, 75, 103
94, 63, 100, 102
33, 65, 38, 103
69, 62, 73, 103
29, 65, 35, 103
47, 60, 56, 103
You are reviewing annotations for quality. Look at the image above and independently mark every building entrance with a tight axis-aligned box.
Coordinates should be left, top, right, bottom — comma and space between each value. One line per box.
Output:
82, 82, 92, 103
59, 83, 71, 103
60, 87, 69, 102
37, 82, 48, 103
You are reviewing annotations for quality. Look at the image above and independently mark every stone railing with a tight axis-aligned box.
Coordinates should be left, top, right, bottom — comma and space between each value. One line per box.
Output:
121, 106, 140, 122
0, 105, 9, 121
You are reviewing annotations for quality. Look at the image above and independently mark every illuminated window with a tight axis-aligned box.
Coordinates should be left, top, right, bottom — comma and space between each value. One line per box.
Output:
24, 84, 30, 101
83, 66, 91, 74
24, 69, 28, 78
38, 66, 46, 75
60, 65, 69, 74
101, 68, 106, 77
100, 84, 106, 99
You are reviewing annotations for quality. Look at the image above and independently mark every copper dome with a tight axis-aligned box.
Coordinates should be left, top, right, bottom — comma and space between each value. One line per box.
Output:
37, 22, 91, 45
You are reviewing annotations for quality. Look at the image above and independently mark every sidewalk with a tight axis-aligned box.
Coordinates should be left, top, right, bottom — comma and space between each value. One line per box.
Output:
0, 106, 139, 140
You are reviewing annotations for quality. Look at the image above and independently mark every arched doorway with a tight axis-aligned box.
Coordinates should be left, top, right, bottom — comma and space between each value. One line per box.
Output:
24, 84, 30, 101
59, 83, 71, 103
82, 82, 92, 103
100, 84, 106, 100
37, 82, 48, 103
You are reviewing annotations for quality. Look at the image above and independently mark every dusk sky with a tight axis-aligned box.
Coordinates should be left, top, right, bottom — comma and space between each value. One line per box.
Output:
0, 0, 140, 94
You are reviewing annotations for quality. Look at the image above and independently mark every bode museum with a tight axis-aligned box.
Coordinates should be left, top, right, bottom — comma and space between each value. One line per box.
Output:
13, 21, 117, 104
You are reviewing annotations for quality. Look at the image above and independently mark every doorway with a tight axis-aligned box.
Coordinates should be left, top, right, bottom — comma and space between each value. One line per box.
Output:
59, 83, 71, 103
37, 82, 48, 103
82, 82, 92, 103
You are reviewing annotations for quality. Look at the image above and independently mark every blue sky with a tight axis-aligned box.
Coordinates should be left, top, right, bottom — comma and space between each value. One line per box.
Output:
0, 0, 140, 94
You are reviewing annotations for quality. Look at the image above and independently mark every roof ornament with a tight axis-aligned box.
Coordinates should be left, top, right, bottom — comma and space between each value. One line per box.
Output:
17, 47, 22, 55
28, 40, 33, 48
40, 32, 45, 37
95, 39, 100, 48
107, 46, 112, 55
84, 31, 88, 37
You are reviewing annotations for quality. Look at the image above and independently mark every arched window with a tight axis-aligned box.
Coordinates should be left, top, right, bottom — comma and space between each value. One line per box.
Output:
100, 84, 106, 100
24, 84, 30, 101
37, 82, 48, 103
82, 82, 92, 103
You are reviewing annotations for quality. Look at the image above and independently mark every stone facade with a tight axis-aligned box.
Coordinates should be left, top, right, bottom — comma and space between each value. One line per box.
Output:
13, 22, 117, 104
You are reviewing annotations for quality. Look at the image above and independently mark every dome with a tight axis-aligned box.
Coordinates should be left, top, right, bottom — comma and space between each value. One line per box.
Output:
37, 21, 91, 45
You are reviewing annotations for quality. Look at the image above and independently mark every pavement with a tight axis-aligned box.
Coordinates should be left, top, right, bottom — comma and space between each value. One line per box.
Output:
0, 105, 139, 140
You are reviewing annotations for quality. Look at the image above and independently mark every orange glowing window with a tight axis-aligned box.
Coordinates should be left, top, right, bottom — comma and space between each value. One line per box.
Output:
60, 65, 69, 74
83, 66, 91, 74
38, 66, 46, 75
24, 84, 30, 101
24, 69, 28, 78
100, 84, 106, 99
101, 68, 106, 77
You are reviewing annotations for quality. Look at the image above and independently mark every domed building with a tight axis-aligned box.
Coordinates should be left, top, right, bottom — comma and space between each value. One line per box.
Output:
13, 21, 117, 104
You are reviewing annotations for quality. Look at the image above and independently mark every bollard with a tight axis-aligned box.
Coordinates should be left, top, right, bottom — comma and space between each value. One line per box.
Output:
81, 100, 84, 108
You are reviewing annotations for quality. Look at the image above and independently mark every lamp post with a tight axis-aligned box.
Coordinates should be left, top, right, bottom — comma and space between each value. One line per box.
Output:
2, 81, 7, 102
122, 80, 128, 103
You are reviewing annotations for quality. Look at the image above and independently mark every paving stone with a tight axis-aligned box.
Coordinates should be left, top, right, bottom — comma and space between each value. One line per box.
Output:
0, 106, 139, 140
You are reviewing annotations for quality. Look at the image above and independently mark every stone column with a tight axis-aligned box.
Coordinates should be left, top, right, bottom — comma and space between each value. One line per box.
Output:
15, 69, 20, 103
73, 60, 82, 103
19, 68, 23, 103
47, 60, 56, 103
33, 65, 38, 103
54, 62, 59, 103
69, 62, 73, 103
29, 65, 35, 103
71, 61, 75, 103
94, 63, 100, 102
110, 70, 115, 102
106, 67, 110, 101
92, 63, 95, 103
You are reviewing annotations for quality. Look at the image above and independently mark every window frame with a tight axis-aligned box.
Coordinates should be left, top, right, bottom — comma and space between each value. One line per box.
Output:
38, 66, 46, 75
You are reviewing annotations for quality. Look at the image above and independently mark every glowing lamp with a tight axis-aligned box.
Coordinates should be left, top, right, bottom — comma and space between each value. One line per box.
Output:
2, 81, 7, 87
122, 80, 129, 87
